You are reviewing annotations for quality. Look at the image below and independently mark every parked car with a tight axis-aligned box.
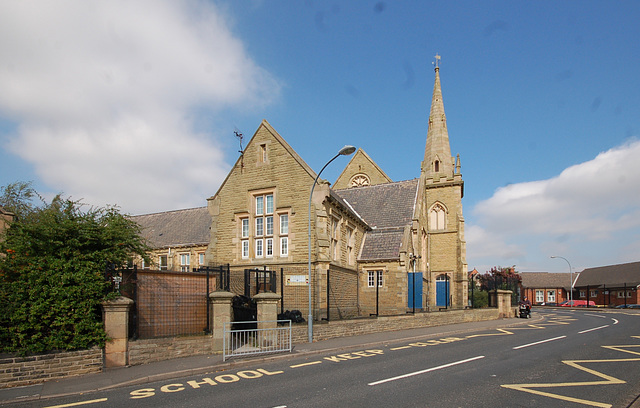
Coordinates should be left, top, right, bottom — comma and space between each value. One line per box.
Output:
615, 304, 640, 309
558, 300, 596, 307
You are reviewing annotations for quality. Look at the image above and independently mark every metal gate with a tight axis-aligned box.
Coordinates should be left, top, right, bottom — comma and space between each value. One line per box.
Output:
436, 274, 450, 307
408, 272, 423, 309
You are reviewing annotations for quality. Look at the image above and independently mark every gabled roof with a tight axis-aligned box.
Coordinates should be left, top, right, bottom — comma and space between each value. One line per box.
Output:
520, 272, 576, 290
209, 119, 317, 200
333, 148, 392, 189
575, 261, 640, 288
131, 207, 211, 249
335, 179, 418, 261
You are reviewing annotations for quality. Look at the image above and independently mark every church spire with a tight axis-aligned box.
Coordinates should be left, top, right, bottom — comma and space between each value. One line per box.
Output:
422, 54, 454, 178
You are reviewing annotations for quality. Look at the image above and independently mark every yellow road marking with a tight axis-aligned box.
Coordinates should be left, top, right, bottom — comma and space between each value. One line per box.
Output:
290, 361, 322, 368
465, 328, 513, 338
45, 399, 108, 408
502, 340, 640, 407
390, 345, 412, 350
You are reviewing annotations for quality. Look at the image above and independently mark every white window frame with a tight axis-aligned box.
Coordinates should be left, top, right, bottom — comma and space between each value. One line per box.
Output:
535, 290, 544, 303
198, 253, 205, 266
255, 239, 263, 258
266, 215, 273, 236
280, 214, 289, 234
280, 236, 288, 256
256, 196, 264, 216
547, 290, 556, 302
368, 270, 383, 288
241, 218, 249, 238
255, 217, 264, 237
242, 240, 249, 259
179, 253, 190, 272
266, 238, 273, 257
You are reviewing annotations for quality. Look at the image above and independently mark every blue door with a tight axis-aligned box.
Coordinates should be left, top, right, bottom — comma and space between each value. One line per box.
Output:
408, 272, 423, 308
436, 275, 450, 307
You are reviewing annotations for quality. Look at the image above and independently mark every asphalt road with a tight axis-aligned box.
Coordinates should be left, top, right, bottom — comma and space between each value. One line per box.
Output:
11, 309, 640, 408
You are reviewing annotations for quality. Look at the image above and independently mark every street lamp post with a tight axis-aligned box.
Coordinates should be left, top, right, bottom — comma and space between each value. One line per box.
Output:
550, 255, 573, 305
308, 145, 356, 343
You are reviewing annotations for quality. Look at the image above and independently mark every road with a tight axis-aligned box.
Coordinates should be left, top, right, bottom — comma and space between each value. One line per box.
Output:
11, 309, 640, 408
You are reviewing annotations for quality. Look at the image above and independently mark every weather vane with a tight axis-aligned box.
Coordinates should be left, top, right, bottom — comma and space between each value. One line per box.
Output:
433, 53, 441, 68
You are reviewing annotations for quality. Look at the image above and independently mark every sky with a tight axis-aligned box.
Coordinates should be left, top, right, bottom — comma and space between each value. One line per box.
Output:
1, 1, 639, 274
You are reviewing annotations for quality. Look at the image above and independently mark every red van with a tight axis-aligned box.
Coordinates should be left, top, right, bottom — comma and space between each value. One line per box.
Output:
559, 300, 596, 307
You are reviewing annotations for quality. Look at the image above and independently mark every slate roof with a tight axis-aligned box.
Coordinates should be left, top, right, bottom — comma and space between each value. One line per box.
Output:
335, 179, 419, 261
131, 207, 211, 249
520, 272, 577, 290
335, 179, 418, 229
574, 261, 640, 288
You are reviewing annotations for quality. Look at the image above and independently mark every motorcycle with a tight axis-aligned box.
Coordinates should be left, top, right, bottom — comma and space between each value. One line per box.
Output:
519, 303, 531, 318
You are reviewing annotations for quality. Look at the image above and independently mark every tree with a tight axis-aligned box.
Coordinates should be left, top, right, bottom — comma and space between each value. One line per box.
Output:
476, 266, 522, 306
0, 182, 150, 354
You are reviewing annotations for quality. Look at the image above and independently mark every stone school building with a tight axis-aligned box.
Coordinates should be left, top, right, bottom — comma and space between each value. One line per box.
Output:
135, 66, 468, 321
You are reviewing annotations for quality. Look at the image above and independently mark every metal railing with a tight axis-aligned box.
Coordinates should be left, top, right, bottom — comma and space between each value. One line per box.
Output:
223, 320, 292, 362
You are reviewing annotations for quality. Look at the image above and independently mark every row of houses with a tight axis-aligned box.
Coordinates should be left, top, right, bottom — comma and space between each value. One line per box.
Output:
519, 261, 640, 307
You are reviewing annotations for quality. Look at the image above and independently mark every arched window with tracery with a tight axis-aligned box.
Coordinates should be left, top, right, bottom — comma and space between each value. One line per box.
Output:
429, 203, 446, 230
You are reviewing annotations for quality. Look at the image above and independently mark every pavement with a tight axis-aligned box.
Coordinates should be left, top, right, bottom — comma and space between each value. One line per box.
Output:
2, 313, 639, 407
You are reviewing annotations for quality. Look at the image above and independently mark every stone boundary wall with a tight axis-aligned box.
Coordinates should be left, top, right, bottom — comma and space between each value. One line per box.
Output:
292, 308, 502, 344
0, 348, 102, 389
128, 335, 215, 366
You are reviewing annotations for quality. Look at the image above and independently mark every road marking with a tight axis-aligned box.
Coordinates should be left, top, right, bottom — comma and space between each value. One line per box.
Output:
613, 319, 619, 325
390, 345, 412, 350
290, 361, 322, 368
579, 325, 609, 334
585, 313, 606, 318
513, 335, 566, 350
502, 343, 640, 407
44, 399, 108, 408
368, 355, 485, 386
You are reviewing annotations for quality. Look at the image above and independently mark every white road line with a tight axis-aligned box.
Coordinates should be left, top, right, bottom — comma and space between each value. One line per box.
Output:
585, 313, 606, 318
612, 318, 619, 325
513, 336, 566, 350
368, 355, 485, 386
578, 325, 609, 334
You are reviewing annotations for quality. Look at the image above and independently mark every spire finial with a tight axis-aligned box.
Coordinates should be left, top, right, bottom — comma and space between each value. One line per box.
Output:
433, 53, 441, 70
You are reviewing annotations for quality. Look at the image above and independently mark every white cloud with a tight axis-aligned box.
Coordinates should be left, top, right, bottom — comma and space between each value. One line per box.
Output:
0, 0, 280, 213
468, 139, 640, 270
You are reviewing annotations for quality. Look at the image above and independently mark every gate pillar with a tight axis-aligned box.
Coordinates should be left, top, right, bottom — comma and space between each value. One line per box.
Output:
209, 291, 235, 352
254, 291, 281, 330
490, 289, 514, 318
102, 296, 134, 368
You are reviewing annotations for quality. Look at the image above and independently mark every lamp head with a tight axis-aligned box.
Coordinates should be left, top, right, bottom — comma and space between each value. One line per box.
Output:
338, 145, 356, 156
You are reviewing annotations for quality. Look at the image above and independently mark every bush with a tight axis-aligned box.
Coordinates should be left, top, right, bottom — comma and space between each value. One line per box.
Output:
0, 182, 149, 354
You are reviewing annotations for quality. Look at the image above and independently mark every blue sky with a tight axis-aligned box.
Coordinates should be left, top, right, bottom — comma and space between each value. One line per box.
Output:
1, 1, 639, 274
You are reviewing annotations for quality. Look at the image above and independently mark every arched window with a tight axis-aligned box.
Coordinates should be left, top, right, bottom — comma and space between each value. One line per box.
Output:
434, 160, 440, 173
350, 173, 370, 188
429, 203, 446, 230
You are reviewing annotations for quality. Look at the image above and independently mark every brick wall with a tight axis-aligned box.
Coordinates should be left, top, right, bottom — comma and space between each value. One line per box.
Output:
0, 348, 102, 389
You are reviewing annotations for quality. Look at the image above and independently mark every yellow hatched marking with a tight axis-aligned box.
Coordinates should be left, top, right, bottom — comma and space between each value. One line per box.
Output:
502, 342, 640, 407
290, 361, 322, 368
